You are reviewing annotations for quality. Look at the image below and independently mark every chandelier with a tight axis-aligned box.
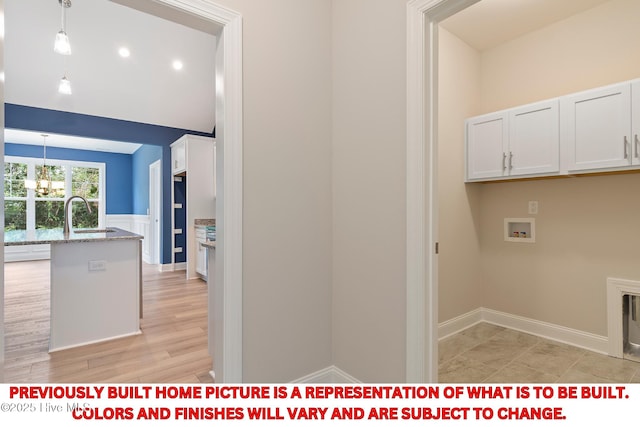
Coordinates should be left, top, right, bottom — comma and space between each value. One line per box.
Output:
24, 134, 65, 195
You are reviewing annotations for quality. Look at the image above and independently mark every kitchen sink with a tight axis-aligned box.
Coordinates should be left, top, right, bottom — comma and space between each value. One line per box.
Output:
74, 228, 116, 234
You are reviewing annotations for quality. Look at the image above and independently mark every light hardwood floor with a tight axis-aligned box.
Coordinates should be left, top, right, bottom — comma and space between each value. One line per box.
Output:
4, 260, 213, 383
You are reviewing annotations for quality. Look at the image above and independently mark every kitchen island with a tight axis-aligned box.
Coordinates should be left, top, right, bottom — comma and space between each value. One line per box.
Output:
5, 227, 143, 351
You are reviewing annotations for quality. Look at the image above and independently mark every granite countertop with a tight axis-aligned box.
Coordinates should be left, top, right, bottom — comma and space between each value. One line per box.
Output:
4, 227, 143, 246
200, 241, 216, 249
194, 218, 216, 227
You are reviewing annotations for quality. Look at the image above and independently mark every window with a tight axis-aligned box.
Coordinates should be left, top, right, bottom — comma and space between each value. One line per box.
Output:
4, 161, 28, 230
4, 156, 105, 232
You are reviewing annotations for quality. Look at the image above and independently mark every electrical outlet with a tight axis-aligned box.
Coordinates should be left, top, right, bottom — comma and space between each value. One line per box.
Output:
528, 201, 538, 215
88, 260, 107, 271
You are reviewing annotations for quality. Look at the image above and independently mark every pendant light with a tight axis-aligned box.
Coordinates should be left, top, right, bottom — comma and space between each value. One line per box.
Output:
25, 134, 65, 195
58, 75, 72, 95
54, 0, 72, 55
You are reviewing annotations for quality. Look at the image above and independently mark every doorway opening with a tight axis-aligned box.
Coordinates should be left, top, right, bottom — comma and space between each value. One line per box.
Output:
148, 159, 162, 265
1, 0, 243, 383
406, 0, 481, 382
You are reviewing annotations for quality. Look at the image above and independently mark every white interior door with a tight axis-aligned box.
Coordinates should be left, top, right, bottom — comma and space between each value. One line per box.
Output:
149, 160, 162, 265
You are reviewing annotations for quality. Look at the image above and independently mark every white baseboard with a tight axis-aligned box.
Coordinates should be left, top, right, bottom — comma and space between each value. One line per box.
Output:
439, 307, 609, 355
158, 262, 186, 272
292, 366, 361, 384
438, 307, 484, 340
159, 263, 174, 272
292, 308, 609, 385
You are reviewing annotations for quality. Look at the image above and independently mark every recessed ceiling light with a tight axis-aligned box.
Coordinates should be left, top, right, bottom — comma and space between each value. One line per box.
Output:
172, 60, 184, 71
118, 47, 131, 58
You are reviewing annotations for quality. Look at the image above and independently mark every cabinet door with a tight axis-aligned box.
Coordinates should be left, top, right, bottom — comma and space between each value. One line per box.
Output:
632, 81, 640, 165
466, 112, 508, 181
565, 82, 632, 171
508, 99, 560, 176
195, 229, 206, 276
171, 140, 186, 174
196, 240, 207, 276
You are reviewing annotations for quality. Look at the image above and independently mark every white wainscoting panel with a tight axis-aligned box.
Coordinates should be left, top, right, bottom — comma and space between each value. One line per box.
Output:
106, 215, 150, 263
4, 243, 51, 262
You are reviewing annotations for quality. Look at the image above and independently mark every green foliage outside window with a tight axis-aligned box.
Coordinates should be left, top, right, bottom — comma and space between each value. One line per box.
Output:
35, 200, 64, 229
72, 167, 99, 199
4, 159, 102, 232
4, 162, 28, 231
5, 200, 27, 231
4, 162, 28, 198
71, 201, 99, 229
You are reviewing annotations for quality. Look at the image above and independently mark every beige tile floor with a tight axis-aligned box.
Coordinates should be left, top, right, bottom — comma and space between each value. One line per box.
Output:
438, 322, 640, 383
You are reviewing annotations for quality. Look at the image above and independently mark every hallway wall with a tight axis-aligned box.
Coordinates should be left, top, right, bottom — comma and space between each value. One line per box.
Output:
331, 0, 408, 383
214, 0, 334, 382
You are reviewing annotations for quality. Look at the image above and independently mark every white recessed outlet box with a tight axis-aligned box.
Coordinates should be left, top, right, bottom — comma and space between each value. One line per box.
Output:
88, 260, 107, 271
504, 218, 535, 243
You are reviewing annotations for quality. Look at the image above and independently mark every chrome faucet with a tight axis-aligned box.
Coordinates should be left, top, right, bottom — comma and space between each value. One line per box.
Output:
63, 195, 92, 235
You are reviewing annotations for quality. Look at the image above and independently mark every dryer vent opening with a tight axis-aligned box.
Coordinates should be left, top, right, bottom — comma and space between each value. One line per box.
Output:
622, 293, 640, 363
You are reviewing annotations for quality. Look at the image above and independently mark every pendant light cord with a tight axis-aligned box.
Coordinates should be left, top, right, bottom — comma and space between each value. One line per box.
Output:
60, 0, 71, 32
42, 134, 48, 167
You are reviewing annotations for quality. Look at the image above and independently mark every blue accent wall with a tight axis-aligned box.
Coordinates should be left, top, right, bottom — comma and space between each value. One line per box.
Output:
5, 104, 214, 264
5, 143, 133, 214
132, 145, 162, 215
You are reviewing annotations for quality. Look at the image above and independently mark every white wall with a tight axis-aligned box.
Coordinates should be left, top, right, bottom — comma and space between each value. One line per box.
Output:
437, 28, 483, 323
479, 0, 640, 113
213, 0, 410, 384
214, 0, 333, 382
331, 0, 408, 383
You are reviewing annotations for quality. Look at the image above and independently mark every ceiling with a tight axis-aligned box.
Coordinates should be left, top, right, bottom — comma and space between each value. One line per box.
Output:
3, 0, 614, 154
440, 0, 612, 51
4, 0, 217, 153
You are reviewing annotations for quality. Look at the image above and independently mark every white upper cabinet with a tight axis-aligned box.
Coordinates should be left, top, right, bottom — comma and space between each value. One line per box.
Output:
466, 99, 559, 181
508, 99, 560, 177
465, 77, 640, 183
466, 112, 508, 181
564, 82, 632, 172
171, 138, 186, 175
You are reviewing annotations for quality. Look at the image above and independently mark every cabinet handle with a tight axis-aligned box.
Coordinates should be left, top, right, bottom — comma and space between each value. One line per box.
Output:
502, 152, 507, 171
509, 152, 513, 170
635, 135, 639, 159
624, 136, 629, 159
